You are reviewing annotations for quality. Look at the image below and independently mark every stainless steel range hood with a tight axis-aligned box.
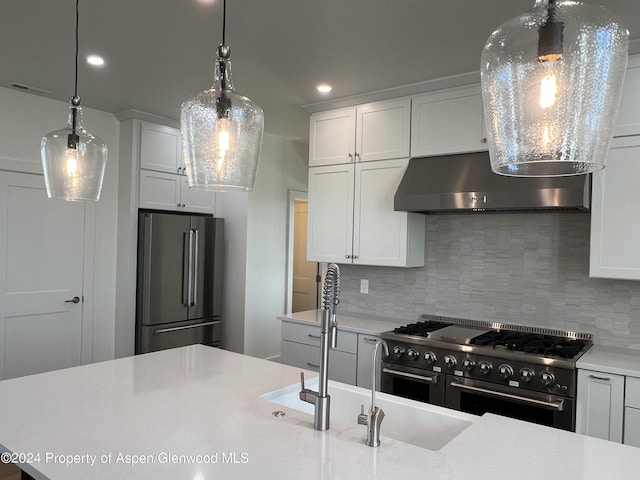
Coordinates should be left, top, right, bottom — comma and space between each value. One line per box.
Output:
394, 151, 590, 213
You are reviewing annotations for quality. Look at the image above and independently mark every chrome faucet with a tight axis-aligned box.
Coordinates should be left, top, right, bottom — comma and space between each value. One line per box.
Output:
357, 339, 389, 447
300, 263, 340, 431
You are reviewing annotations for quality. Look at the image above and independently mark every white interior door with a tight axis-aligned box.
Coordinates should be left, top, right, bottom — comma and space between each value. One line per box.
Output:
0, 172, 85, 379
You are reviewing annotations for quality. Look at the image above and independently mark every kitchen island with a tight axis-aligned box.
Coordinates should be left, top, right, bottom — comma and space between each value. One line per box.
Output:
0, 345, 637, 479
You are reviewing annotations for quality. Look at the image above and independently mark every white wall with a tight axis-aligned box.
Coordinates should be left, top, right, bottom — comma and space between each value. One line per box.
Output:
0, 86, 119, 361
218, 133, 308, 357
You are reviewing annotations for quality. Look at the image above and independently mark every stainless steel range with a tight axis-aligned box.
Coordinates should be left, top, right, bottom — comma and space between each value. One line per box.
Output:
380, 315, 593, 431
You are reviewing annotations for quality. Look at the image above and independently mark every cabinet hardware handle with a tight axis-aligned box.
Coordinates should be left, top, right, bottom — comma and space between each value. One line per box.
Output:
355, 152, 360, 162
588, 375, 611, 381
65, 296, 81, 304
345, 255, 351, 259
481, 137, 488, 143
308, 334, 321, 339
353, 255, 358, 259
307, 362, 320, 369
348, 153, 354, 162
363, 337, 379, 343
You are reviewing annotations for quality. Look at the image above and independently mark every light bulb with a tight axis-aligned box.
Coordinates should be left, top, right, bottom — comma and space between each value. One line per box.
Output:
66, 147, 79, 177
539, 72, 558, 109
215, 117, 231, 174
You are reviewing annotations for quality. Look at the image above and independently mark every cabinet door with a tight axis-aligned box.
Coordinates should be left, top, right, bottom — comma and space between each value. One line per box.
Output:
353, 159, 424, 267
356, 98, 410, 162
411, 85, 487, 157
309, 108, 356, 167
139, 170, 180, 211
624, 408, 640, 447
613, 56, 640, 138
179, 177, 216, 214
307, 164, 354, 263
356, 334, 381, 390
139, 122, 182, 174
576, 369, 624, 443
590, 136, 640, 280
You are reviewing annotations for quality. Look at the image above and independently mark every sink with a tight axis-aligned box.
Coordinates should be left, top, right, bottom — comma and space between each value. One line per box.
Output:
260, 377, 477, 451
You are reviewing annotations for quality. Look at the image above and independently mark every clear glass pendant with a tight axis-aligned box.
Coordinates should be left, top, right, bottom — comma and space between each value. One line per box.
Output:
181, 45, 264, 191
41, 98, 108, 201
481, 0, 629, 176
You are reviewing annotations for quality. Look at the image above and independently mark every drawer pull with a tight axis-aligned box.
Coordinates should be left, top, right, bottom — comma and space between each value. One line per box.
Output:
363, 337, 379, 343
588, 375, 611, 381
307, 362, 320, 369
307, 334, 321, 340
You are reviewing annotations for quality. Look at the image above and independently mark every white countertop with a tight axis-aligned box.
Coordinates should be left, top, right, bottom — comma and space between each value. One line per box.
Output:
278, 309, 403, 335
577, 344, 640, 377
0, 345, 638, 479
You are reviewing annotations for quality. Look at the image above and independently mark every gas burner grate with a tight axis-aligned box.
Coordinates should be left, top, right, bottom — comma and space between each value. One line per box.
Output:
470, 331, 589, 359
393, 321, 452, 337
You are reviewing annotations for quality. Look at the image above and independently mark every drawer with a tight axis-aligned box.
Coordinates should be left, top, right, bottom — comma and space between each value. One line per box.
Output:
626, 376, 640, 408
281, 321, 358, 354
624, 407, 640, 447
280, 340, 357, 385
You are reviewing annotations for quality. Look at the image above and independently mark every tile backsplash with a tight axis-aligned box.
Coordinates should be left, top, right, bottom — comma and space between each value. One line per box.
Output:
339, 213, 640, 350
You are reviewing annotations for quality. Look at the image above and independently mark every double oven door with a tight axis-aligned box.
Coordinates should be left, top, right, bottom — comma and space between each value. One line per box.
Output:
381, 362, 575, 431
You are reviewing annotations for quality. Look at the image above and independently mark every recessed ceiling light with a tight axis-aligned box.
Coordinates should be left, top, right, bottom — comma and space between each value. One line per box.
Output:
316, 84, 332, 94
87, 55, 105, 67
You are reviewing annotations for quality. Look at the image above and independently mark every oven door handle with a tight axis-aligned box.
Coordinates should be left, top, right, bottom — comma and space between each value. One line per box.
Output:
382, 367, 438, 384
449, 381, 565, 411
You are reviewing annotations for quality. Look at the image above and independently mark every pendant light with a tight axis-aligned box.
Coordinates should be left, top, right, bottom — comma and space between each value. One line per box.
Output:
481, 0, 628, 177
41, 0, 107, 201
181, 0, 264, 191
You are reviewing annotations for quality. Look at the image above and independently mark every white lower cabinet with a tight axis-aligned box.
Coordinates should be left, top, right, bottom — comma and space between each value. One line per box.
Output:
356, 334, 381, 390
280, 321, 357, 385
307, 158, 425, 267
576, 369, 624, 442
139, 170, 216, 214
624, 377, 640, 447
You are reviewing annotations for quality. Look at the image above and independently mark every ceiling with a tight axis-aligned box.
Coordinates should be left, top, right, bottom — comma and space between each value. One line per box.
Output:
2, 0, 640, 140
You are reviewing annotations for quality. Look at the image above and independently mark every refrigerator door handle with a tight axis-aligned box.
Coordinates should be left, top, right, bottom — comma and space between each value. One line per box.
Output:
192, 229, 199, 307
182, 231, 189, 307
187, 229, 195, 307
153, 320, 221, 335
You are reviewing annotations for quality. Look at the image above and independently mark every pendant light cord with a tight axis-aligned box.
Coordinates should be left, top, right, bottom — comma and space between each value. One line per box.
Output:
74, 0, 79, 98
222, 0, 227, 45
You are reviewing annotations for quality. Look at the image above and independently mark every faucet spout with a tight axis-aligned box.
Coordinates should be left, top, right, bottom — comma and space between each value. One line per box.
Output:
299, 263, 340, 431
357, 339, 389, 447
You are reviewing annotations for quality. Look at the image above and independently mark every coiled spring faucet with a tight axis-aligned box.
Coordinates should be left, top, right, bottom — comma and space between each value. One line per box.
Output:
299, 263, 340, 431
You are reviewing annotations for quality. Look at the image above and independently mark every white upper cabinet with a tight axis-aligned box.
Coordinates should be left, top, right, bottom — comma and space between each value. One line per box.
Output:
307, 159, 424, 267
139, 170, 215, 214
411, 85, 487, 157
309, 108, 357, 167
139, 122, 184, 174
309, 98, 411, 167
590, 135, 640, 280
613, 56, 640, 138
355, 98, 411, 162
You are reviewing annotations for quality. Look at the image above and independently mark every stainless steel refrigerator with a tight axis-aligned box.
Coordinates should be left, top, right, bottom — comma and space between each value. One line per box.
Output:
135, 211, 224, 354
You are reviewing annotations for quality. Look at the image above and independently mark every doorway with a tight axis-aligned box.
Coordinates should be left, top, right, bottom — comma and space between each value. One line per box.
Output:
286, 191, 319, 313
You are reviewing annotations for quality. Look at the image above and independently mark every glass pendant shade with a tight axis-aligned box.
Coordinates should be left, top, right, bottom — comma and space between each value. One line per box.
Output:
481, 0, 629, 176
181, 45, 264, 191
41, 102, 107, 201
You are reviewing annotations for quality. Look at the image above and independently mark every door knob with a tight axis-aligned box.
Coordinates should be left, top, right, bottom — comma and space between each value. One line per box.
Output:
65, 296, 81, 304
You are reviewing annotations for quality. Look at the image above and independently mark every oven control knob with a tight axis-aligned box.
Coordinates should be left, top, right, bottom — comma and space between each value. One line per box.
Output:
406, 349, 420, 360
520, 368, 535, 383
392, 345, 405, 358
443, 355, 457, 368
479, 361, 492, 374
424, 351, 437, 365
462, 359, 475, 372
498, 364, 514, 380
540, 371, 555, 387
